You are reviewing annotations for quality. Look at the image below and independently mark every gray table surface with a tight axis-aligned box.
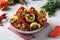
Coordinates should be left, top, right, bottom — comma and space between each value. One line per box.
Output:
0, 0, 60, 40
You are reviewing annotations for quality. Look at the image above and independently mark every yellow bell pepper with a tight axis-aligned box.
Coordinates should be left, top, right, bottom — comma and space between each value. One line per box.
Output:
37, 8, 46, 16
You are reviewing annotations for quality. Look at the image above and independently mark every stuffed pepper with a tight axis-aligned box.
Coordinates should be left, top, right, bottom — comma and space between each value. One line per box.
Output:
10, 15, 18, 26
27, 7, 37, 15
25, 13, 35, 23
37, 14, 47, 26
30, 22, 41, 31
15, 19, 30, 31
0, 0, 8, 10
4, 0, 14, 5
37, 8, 46, 16
16, 6, 27, 19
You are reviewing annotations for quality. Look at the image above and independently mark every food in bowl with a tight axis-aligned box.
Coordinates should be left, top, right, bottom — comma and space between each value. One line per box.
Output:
10, 6, 47, 31
16, 6, 27, 19
27, 7, 37, 15
25, 13, 35, 23
10, 15, 18, 26
30, 22, 41, 31
15, 19, 30, 31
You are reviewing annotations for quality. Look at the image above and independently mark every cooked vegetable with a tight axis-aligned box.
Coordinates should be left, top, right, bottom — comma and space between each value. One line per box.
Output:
27, 7, 37, 15
30, 22, 41, 31
15, 19, 30, 31
25, 13, 35, 23
4, 0, 14, 5
10, 16, 18, 26
10, 6, 48, 31
16, 6, 27, 19
37, 14, 47, 26
41, 2, 56, 17
37, 8, 46, 16
0, 0, 8, 10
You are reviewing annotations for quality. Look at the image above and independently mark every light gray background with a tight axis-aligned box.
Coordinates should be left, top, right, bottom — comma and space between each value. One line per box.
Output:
0, 0, 60, 40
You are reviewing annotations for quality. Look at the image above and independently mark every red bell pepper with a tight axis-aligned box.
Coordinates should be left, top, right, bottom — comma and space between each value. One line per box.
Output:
15, 19, 30, 31
27, 7, 37, 15
0, 0, 8, 10
37, 14, 47, 26
48, 25, 60, 38
16, 6, 27, 19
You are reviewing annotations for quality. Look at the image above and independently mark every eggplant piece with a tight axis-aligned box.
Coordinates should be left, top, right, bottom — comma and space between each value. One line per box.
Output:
16, 22, 26, 31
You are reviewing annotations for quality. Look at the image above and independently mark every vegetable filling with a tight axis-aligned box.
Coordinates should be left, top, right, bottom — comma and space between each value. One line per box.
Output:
31, 25, 38, 30
17, 22, 26, 30
28, 14, 33, 20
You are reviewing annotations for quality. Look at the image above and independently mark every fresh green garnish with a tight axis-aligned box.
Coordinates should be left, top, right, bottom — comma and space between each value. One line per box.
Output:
41, 1, 60, 17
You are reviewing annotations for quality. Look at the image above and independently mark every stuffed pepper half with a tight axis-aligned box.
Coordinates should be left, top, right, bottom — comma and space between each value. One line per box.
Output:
16, 6, 27, 19
25, 13, 35, 23
30, 22, 41, 31
37, 14, 47, 26
37, 8, 46, 16
10, 15, 18, 26
15, 19, 30, 31
27, 7, 37, 15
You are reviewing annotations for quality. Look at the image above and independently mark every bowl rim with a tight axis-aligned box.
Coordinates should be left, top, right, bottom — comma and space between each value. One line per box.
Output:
13, 26, 44, 34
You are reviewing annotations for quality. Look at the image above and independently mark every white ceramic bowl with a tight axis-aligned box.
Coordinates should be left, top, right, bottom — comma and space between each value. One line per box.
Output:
12, 22, 49, 34
14, 26, 44, 34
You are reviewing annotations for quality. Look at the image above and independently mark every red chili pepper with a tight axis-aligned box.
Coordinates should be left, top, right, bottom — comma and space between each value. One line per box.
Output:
0, 14, 6, 21
15, 19, 30, 31
37, 14, 47, 26
48, 25, 60, 38
0, 14, 7, 26
27, 7, 37, 15
0, 0, 8, 10
1, 14, 6, 19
